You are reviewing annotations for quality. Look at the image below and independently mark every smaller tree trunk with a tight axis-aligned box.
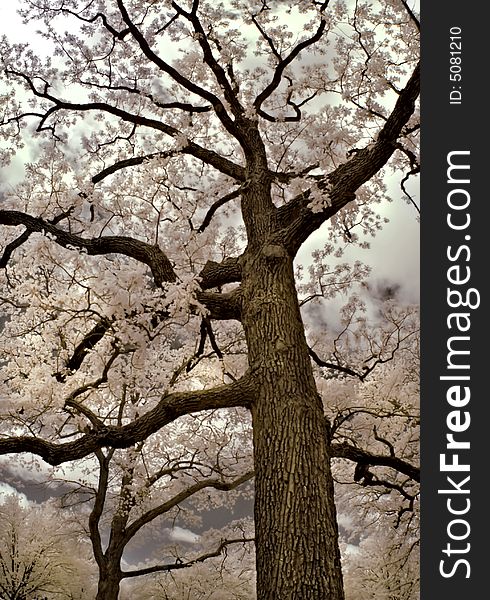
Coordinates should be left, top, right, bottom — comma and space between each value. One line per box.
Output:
95, 554, 123, 600
95, 572, 122, 600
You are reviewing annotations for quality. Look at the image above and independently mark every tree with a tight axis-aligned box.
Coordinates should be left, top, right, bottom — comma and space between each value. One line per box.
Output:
343, 530, 419, 600
0, 495, 96, 599
0, 1, 420, 598
56, 406, 254, 600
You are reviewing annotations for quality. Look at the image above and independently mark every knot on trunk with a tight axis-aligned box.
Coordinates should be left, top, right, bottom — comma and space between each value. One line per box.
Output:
262, 244, 288, 261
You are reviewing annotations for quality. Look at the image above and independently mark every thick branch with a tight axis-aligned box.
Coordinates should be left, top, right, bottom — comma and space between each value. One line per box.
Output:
197, 289, 242, 321
329, 441, 419, 482
89, 450, 113, 569
276, 61, 420, 252
0, 209, 72, 268
199, 257, 242, 289
0, 210, 176, 286
0, 229, 33, 269
0, 375, 255, 465
2, 207, 242, 292
55, 319, 113, 382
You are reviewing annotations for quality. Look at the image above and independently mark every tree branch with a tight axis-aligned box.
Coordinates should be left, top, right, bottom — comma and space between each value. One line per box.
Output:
0, 210, 176, 286
116, 0, 240, 140
329, 441, 419, 482
63, 349, 122, 418
56, 288, 240, 381
276, 61, 420, 253
55, 318, 113, 382
91, 152, 175, 185
121, 536, 254, 578
89, 450, 113, 569
91, 142, 245, 184
49, 7, 131, 40
254, 3, 330, 112
0, 374, 255, 465
6, 68, 246, 182
197, 186, 243, 233
197, 289, 242, 321
171, 1, 245, 119
199, 257, 242, 289
123, 470, 254, 544
308, 346, 364, 380
396, 142, 420, 214
373, 425, 396, 457
45, 278, 241, 386
399, 0, 420, 31
0, 208, 73, 268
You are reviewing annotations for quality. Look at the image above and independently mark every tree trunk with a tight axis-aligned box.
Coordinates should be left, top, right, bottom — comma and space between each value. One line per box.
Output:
242, 248, 345, 600
96, 575, 121, 600
95, 561, 122, 600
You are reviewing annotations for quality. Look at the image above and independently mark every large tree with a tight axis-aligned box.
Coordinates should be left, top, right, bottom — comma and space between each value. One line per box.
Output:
0, 1, 420, 598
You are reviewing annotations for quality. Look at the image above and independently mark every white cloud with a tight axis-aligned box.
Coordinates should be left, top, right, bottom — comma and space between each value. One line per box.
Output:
337, 512, 355, 532
345, 543, 361, 556
168, 526, 200, 544
0, 482, 29, 507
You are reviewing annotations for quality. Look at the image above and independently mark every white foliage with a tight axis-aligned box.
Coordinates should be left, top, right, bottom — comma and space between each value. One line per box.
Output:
0, 496, 96, 599
0, 0, 419, 596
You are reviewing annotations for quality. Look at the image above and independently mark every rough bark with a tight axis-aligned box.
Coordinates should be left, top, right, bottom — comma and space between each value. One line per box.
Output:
241, 247, 344, 600
233, 108, 346, 597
